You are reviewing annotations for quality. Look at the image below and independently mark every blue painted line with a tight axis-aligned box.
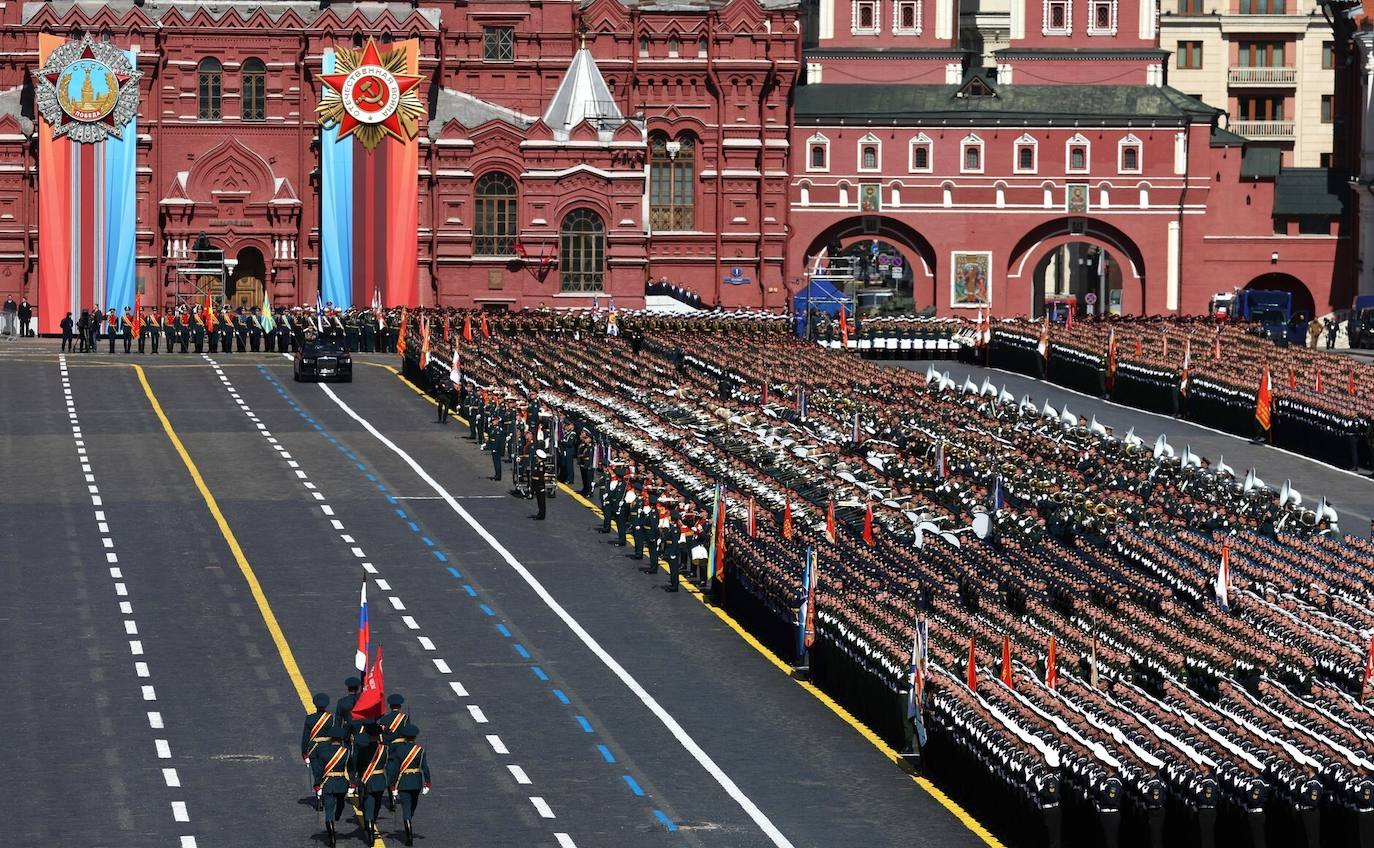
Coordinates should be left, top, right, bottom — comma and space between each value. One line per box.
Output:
407, 522, 420, 532
575, 716, 593, 733
623, 776, 645, 797
531, 666, 549, 681
653, 811, 678, 832
463, 585, 477, 597
386, 497, 398, 506
479, 604, 495, 617
514, 644, 530, 659
422, 537, 436, 547
394, 508, 406, 517
553, 689, 570, 705
597, 744, 616, 764
446, 567, 462, 579
345, 453, 357, 461
369, 476, 379, 484
433, 551, 448, 563
356, 463, 366, 471
495, 623, 511, 637
376, 484, 386, 492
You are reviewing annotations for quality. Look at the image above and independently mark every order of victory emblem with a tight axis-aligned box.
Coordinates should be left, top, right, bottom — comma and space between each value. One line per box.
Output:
317, 38, 425, 152
35, 35, 141, 143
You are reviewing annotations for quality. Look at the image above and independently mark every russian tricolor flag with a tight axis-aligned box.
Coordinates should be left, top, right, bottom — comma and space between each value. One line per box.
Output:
356, 574, 370, 672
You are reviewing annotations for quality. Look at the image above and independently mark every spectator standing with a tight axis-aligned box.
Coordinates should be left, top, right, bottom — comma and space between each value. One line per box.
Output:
1, 295, 15, 336
18, 299, 32, 337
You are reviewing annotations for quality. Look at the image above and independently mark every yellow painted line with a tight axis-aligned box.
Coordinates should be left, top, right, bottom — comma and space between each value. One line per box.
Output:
380, 362, 1003, 847
130, 363, 385, 848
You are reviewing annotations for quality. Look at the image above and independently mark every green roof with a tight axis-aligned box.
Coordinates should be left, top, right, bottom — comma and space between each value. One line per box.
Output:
1273, 168, 1348, 218
793, 83, 1220, 125
1211, 126, 1249, 148
1240, 146, 1281, 179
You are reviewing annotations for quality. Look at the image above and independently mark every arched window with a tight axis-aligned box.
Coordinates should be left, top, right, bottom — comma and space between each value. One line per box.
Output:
1070, 146, 1087, 171
559, 209, 605, 292
197, 58, 222, 120
241, 58, 266, 121
1019, 146, 1035, 171
913, 146, 929, 170
668, 37, 680, 57
650, 133, 696, 231
862, 145, 878, 169
964, 146, 980, 171
473, 172, 518, 256
811, 145, 826, 168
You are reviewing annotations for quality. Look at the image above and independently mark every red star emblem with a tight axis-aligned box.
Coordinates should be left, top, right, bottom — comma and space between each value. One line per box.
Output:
319, 39, 423, 144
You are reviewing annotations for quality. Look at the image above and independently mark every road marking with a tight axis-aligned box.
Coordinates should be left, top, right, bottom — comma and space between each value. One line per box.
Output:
468, 705, 488, 724
486, 735, 508, 755
163, 768, 181, 787
597, 744, 616, 764
155, 739, 172, 758
171, 801, 189, 822
555, 834, 577, 848
653, 810, 678, 832
433, 658, 451, 674
449, 681, 469, 697
508, 764, 532, 785
623, 775, 645, 797
315, 380, 798, 848
530, 797, 555, 819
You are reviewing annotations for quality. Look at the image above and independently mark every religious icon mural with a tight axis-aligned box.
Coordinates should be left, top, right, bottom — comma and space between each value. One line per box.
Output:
951, 251, 991, 308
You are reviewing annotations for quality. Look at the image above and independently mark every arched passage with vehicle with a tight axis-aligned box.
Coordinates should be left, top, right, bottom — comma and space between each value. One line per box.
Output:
800, 216, 939, 312
1007, 218, 1146, 318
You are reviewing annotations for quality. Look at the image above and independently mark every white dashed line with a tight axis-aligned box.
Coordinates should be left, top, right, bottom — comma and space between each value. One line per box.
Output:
530, 797, 556, 819
388, 596, 405, 611
142, 686, 158, 701
433, 659, 451, 674
508, 765, 532, 785
148, 712, 164, 729
163, 768, 181, 787
467, 705, 488, 724
155, 739, 172, 758
449, 681, 469, 697
171, 801, 190, 822
555, 834, 578, 848
486, 734, 508, 754
374, 579, 390, 591
402, 615, 420, 630
417, 636, 435, 650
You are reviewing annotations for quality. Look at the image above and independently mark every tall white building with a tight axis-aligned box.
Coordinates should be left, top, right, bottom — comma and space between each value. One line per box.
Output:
1161, 0, 1335, 167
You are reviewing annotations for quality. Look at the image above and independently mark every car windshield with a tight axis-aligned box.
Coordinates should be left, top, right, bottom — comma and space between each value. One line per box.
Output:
303, 342, 344, 355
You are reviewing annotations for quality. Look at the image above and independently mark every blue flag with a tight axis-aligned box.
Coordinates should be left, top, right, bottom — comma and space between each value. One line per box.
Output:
797, 547, 818, 660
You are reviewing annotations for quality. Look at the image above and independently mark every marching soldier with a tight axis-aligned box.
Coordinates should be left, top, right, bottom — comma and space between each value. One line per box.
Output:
354, 729, 389, 844
436, 369, 453, 424
310, 725, 354, 847
385, 724, 431, 847
335, 677, 361, 729
486, 412, 506, 481
576, 433, 594, 496
380, 693, 411, 745
301, 692, 337, 763
106, 310, 119, 353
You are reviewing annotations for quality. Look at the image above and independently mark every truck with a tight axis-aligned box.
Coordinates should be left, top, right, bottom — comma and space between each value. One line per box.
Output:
1212, 289, 1306, 345
1348, 294, 1374, 349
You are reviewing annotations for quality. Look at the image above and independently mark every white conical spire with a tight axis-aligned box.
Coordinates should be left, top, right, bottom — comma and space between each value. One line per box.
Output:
543, 48, 622, 141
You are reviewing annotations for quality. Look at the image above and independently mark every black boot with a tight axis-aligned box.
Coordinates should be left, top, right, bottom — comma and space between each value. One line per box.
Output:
404, 820, 414, 846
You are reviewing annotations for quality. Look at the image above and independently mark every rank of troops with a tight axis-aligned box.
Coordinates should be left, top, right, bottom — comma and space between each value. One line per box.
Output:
59, 303, 406, 355
403, 307, 1374, 848
300, 682, 432, 847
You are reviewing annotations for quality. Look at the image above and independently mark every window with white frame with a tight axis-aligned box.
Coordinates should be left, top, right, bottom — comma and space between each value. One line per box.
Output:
894, 0, 922, 34
909, 134, 933, 172
852, 0, 880, 34
1087, 0, 1116, 35
858, 134, 881, 172
960, 134, 984, 174
1066, 134, 1090, 174
1014, 134, 1037, 174
1118, 134, 1142, 173
1043, 0, 1072, 34
807, 133, 830, 172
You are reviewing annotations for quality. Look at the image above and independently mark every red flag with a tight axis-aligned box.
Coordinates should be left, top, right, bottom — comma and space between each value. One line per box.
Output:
1316, 370, 1324, 393
204, 292, 216, 332
782, 494, 794, 540
1045, 635, 1058, 690
1362, 635, 1374, 702
966, 636, 978, 690
1214, 331, 1222, 361
396, 308, 409, 359
825, 500, 836, 543
1350, 369, 1358, 397
1106, 327, 1118, 390
1288, 365, 1296, 390
419, 318, 432, 369
747, 496, 757, 537
1000, 635, 1013, 687
839, 305, 849, 348
351, 645, 386, 719
862, 502, 875, 546
442, 314, 451, 345
713, 494, 726, 583
761, 381, 769, 405
1134, 337, 1142, 358
463, 313, 473, 343
480, 313, 490, 338
1161, 333, 1168, 358
1255, 363, 1272, 432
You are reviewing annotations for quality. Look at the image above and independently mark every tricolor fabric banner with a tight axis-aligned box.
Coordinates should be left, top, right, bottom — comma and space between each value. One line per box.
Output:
319, 38, 424, 309
36, 34, 140, 333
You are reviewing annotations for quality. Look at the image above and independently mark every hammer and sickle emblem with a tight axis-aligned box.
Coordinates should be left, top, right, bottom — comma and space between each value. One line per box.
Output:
355, 78, 384, 106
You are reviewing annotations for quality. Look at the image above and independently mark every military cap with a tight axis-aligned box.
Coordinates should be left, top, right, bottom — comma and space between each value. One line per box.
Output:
400, 724, 419, 738
536, 449, 548, 460
345, 676, 362, 689
313, 692, 331, 708
388, 694, 405, 707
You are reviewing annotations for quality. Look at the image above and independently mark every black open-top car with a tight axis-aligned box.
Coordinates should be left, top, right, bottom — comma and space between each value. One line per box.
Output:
293, 339, 352, 382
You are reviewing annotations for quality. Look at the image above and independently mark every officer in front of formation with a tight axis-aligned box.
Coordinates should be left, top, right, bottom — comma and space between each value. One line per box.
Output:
531, 449, 548, 520
486, 413, 506, 481
310, 725, 354, 847
386, 724, 432, 846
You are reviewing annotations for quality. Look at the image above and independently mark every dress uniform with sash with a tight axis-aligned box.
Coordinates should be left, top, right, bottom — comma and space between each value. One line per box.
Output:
354, 730, 389, 842
311, 726, 354, 845
162, 313, 176, 354
335, 677, 361, 730
301, 692, 338, 763
248, 310, 263, 351
385, 724, 431, 846
190, 312, 205, 353
379, 694, 411, 745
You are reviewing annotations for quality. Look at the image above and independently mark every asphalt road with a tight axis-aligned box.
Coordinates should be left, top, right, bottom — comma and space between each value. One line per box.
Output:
896, 358, 1374, 537
6, 341, 989, 848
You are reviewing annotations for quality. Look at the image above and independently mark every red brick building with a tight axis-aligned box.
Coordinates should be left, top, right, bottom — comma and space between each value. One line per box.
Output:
0, 0, 1347, 321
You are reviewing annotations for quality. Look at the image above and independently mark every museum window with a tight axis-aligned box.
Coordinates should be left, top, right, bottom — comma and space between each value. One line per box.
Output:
1176, 41, 1203, 69
808, 137, 830, 172
1321, 95, 1333, 123
961, 137, 983, 173
1016, 142, 1037, 173
668, 36, 680, 57
483, 26, 515, 62
1238, 0, 1284, 13
894, 0, 922, 34
860, 143, 880, 171
473, 172, 518, 256
1044, 0, 1072, 34
1068, 142, 1089, 172
910, 140, 931, 172
559, 209, 605, 293
1323, 40, 1334, 69
852, 0, 880, 34
1177, 0, 1203, 12
650, 133, 696, 231
1087, 0, 1115, 34
241, 57, 266, 122
197, 58, 222, 120
639, 36, 650, 57
698, 37, 709, 57
1119, 139, 1141, 173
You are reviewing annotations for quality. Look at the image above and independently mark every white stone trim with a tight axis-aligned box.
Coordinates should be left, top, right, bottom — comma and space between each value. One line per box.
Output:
893, 0, 923, 35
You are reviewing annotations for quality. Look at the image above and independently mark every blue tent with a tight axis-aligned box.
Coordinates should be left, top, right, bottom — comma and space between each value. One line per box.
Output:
792, 278, 851, 337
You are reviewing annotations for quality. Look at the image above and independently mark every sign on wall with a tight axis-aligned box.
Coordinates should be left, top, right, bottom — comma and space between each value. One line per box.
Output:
1066, 183, 1089, 214
860, 183, 882, 213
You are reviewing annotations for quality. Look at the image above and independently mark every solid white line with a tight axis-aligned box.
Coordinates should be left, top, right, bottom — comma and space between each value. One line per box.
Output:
979, 363, 1374, 485
529, 797, 555, 819
486, 734, 508, 754
508, 764, 532, 785
316, 382, 799, 848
